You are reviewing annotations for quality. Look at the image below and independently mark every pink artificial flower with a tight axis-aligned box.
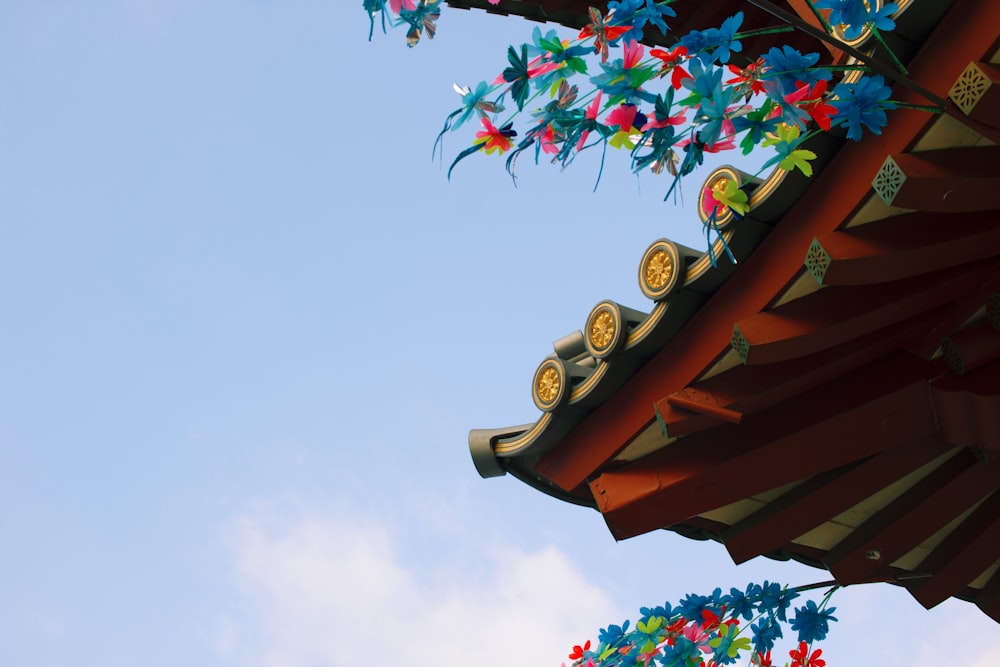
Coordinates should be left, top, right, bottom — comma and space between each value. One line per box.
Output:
622, 39, 644, 69
606, 103, 639, 131
389, 0, 418, 13
576, 91, 603, 150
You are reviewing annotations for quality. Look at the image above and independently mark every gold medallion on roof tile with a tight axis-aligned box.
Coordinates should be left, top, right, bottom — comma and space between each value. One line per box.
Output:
950, 62, 991, 116
585, 301, 624, 358
590, 310, 615, 349
697, 166, 741, 230
532, 359, 565, 412
638, 240, 681, 301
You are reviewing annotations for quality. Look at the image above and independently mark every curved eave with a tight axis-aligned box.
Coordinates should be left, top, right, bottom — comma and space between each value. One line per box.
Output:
468, 0, 1000, 618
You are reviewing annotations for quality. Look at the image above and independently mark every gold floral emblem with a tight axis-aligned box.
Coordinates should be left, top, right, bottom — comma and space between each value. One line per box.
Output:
589, 309, 616, 350
536, 365, 561, 404
644, 249, 673, 290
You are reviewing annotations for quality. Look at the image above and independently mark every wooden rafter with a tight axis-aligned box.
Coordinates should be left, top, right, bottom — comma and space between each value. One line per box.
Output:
825, 452, 1000, 584
722, 438, 955, 564
805, 211, 1000, 286
658, 309, 945, 437
872, 147, 1000, 212
590, 354, 938, 539
732, 261, 1000, 366
910, 489, 1000, 608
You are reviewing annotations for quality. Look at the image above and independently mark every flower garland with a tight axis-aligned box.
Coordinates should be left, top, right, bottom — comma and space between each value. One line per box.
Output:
364, 1, 941, 236
563, 580, 840, 667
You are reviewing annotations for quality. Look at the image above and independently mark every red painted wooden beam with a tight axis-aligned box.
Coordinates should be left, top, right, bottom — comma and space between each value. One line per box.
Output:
873, 146, 1000, 212
909, 489, 1000, 609
805, 211, 1000, 286
826, 453, 1000, 584
535, 0, 1000, 493
906, 280, 1000, 360
930, 358, 1000, 450
722, 438, 955, 564
733, 261, 1000, 365
590, 354, 937, 540
658, 309, 944, 437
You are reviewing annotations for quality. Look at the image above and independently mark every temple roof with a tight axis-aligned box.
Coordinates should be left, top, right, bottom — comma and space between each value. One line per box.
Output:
468, 0, 1000, 619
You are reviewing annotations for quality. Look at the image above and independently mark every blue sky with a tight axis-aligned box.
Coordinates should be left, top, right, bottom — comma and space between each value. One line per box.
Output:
1, 2, 996, 665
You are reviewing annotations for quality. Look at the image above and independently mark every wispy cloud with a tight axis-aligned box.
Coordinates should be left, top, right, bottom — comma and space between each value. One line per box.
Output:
224, 507, 623, 667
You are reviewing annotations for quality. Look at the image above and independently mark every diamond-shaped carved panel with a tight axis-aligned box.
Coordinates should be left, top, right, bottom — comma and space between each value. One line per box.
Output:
950, 62, 991, 116
872, 156, 906, 206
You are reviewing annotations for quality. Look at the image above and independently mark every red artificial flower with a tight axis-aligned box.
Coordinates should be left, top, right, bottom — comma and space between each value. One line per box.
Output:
539, 124, 563, 154
474, 117, 515, 154
789, 641, 825, 667
785, 79, 838, 131
579, 7, 632, 63
649, 45, 692, 89
753, 650, 773, 667
726, 58, 767, 98
568, 640, 591, 660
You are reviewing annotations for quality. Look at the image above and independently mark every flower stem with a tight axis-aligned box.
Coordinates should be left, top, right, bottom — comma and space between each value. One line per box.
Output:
890, 101, 944, 113
806, 1, 834, 33
734, 25, 796, 39
870, 24, 909, 75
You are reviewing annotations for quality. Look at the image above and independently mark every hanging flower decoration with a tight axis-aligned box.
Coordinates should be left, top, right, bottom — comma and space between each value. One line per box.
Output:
365, 1, 941, 255
556, 580, 840, 667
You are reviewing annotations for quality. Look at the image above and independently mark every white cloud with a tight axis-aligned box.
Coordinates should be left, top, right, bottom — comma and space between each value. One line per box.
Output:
224, 508, 623, 667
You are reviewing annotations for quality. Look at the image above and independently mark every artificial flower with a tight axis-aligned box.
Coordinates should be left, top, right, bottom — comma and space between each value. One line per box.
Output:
607, 0, 676, 41
789, 641, 825, 667
831, 74, 896, 140
790, 600, 838, 643
650, 45, 692, 89
474, 116, 516, 154
579, 7, 632, 63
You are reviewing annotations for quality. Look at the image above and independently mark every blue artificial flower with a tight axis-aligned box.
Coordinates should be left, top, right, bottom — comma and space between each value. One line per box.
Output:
750, 617, 783, 653
679, 12, 743, 64
814, 0, 868, 37
598, 619, 631, 646
868, 2, 899, 33
608, 0, 676, 41
678, 587, 725, 622
639, 602, 675, 620
831, 74, 896, 140
721, 584, 757, 622
790, 600, 839, 643
679, 27, 719, 64
663, 635, 702, 665
590, 58, 657, 105
711, 12, 744, 64
815, 0, 899, 39
756, 581, 798, 621
761, 45, 830, 92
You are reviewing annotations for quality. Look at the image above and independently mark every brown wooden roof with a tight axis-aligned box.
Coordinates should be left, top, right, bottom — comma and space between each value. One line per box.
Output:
469, 0, 1000, 620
